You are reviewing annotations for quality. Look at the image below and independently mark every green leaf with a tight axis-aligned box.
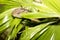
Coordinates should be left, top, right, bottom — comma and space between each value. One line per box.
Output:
19, 22, 52, 40
7, 19, 22, 40
0, 8, 15, 19
54, 25, 60, 40
37, 25, 55, 40
42, 0, 60, 14
5, 18, 23, 40
0, 0, 20, 13
0, 20, 10, 33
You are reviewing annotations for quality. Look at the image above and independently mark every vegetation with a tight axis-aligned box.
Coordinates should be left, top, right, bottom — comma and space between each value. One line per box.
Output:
0, 0, 60, 40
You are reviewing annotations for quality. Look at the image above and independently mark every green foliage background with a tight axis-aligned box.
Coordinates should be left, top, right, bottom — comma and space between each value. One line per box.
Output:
0, 0, 60, 40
